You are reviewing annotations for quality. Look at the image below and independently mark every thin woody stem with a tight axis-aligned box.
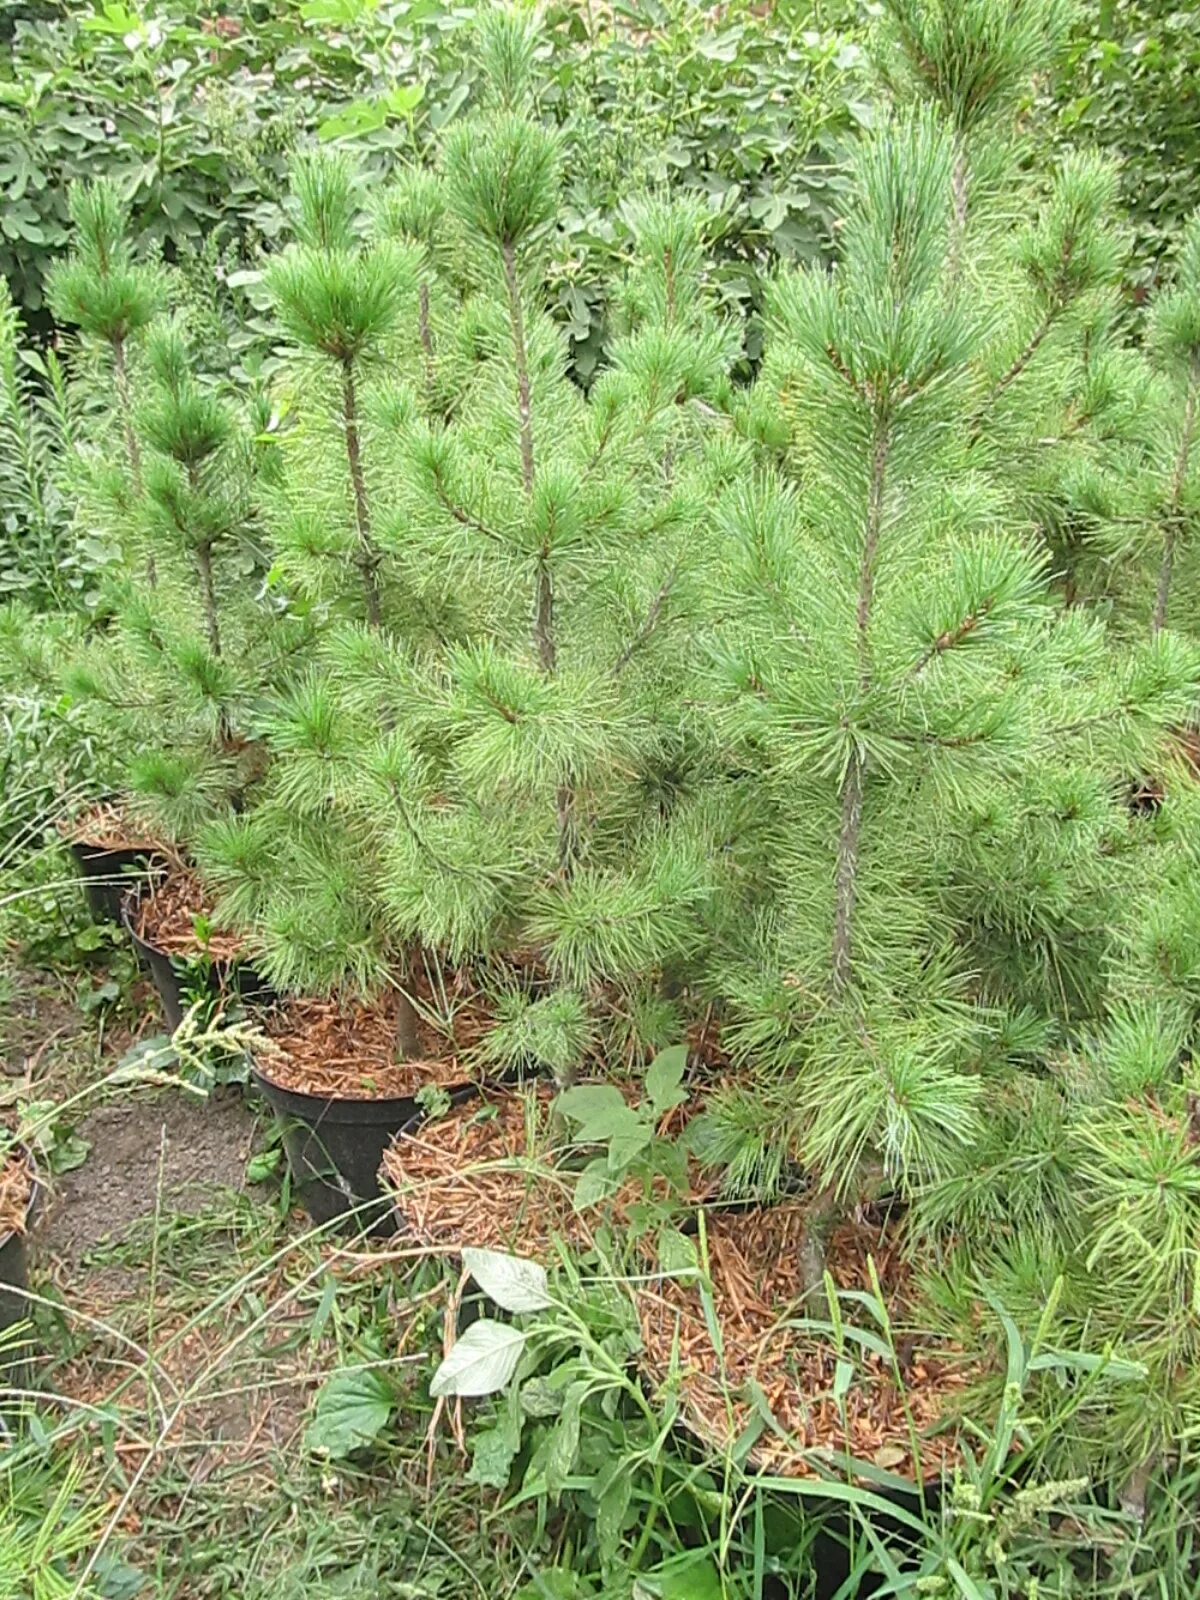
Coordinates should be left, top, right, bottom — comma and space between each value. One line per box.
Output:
831, 415, 890, 997
1152, 360, 1199, 636
112, 330, 155, 588
194, 540, 221, 660
340, 358, 384, 630
501, 237, 576, 869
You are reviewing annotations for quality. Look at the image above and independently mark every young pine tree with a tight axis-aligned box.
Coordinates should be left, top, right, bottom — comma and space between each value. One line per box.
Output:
200, 10, 735, 1077
45, 181, 167, 508
264, 152, 422, 632
694, 113, 1200, 1296
64, 309, 297, 840
872, 0, 1076, 243
1062, 214, 1200, 637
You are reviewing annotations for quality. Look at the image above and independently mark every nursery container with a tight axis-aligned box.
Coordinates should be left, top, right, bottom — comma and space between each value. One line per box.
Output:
67, 837, 162, 925
122, 887, 273, 1032
251, 1069, 475, 1236
0, 1150, 40, 1386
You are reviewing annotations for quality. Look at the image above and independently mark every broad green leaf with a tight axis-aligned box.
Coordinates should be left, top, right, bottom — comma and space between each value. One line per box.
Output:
513, 1571, 592, 1600
519, 1376, 563, 1418
633, 1553, 723, 1600
572, 1156, 616, 1212
657, 1227, 698, 1276
431, 1319, 526, 1398
606, 1114, 653, 1171
596, 1466, 632, 1564
645, 1043, 688, 1118
462, 1247, 552, 1314
81, 5, 142, 35
386, 83, 426, 115
317, 97, 386, 142
554, 1083, 628, 1133
300, 0, 377, 22
467, 1422, 520, 1489
545, 1384, 583, 1496
305, 1368, 392, 1457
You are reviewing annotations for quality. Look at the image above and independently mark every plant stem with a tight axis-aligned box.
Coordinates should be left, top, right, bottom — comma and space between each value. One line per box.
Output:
194, 540, 221, 659
418, 280, 433, 361
831, 414, 890, 996
111, 330, 156, 587
948, 138, 968, 283
500, 239, 551, 663
501, 240, 536, 499
340, 357, 383, 629
501, 238, 577, 871
797, 1185, 840, 1303
394, 982, 422, 1061
111, 333, 142, 493
1152, 357, 1199, 636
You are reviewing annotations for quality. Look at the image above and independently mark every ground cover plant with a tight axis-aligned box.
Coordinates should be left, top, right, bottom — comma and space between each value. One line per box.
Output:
3, 1, 1200, 1597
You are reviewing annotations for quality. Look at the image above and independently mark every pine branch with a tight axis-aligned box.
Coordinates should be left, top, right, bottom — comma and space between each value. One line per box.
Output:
194, 540, 221, 660
1152, 356, 1199, 636
501, 241, 536, 499
610, 563, 681, 677
948, 139, 968, 282
992, 309, 1056, 398
111, 332, 142, 493
430, 471, 504, 545
910, 596, 995, 675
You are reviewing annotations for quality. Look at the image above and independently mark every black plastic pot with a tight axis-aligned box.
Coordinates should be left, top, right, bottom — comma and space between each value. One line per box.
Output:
122, 889, 274, 1032
0, 1151, 40, 1386
68, 838, 162, 926
251, 1069, 475, 1237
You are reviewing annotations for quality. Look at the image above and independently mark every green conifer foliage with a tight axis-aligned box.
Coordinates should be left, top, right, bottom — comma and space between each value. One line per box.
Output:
45, 180, 167, 498
695, 112, 1200, 1293
52, 219, 299, 839
200, 11, 735, 1074
874, 0, 1076, 235
265, 152, 419, 630
1066, 213, 1200, 635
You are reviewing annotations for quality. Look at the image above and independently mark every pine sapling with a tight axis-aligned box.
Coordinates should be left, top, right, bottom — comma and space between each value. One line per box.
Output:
699, 114, 1200, 1300
1147, 214, 1200, 635
46, 180, 166, 502
266, 152, 416, 629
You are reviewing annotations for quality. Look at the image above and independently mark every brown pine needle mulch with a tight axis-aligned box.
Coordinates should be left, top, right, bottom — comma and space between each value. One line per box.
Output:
0, 1148, 33, 1238
638, 1202, 975, 1483
383, 1088, 584, 1256
258, 991, 476, 1101
59, 798, 168, 855
134, 868, 246, 964
383, 1084, 718, 1259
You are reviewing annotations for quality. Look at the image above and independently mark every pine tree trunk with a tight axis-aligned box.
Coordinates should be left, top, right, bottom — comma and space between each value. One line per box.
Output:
194, 540, 221, 659
832, 418, 890, 996
340, 358, 384, 630
797, 1186, 840, 1304
501, 238, 578, 872
501, 241, 536, 498
418, 280, 434, 361
1153, 361, 1199, 637
394, 984, 422, 1061
111, 332, 142, 493
948, 140, 969, 283
112, 331, 155, 588
418, 279, 436, 406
